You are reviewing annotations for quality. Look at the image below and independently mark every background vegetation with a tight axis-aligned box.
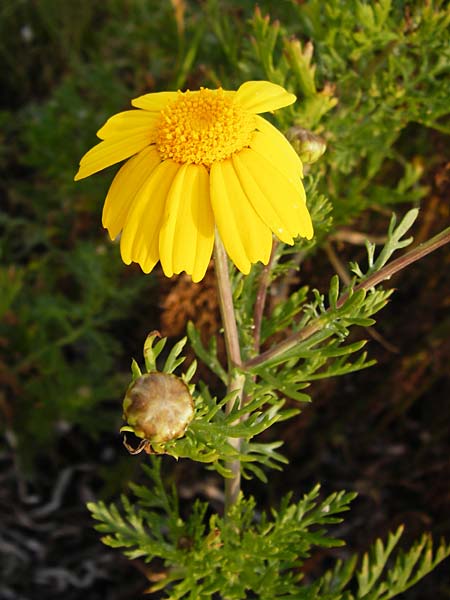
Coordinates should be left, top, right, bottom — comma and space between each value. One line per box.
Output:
1, 1, 449, 598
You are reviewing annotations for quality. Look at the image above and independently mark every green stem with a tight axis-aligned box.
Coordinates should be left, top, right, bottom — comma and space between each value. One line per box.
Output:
245, 226, 450, 370
213, 234, 244, 510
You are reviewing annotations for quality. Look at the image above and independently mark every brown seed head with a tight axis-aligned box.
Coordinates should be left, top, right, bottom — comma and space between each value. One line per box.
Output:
123, 372, 194, 443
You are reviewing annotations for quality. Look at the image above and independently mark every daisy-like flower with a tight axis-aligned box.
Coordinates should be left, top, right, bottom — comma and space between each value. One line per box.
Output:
75, 80, 313, 282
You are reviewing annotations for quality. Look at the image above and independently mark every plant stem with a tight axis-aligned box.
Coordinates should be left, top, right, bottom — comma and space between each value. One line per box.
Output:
245, 226, 450, 370
213, 234, 244, 510
253, 241, 278, 353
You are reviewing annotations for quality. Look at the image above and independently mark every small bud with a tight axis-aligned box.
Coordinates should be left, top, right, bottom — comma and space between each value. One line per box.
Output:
286, 126, 326, 164
123, 373, 194, 443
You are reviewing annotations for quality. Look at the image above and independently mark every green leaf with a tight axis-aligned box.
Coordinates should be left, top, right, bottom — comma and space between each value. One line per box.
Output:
357, 527, 404, 597
143, 332, 166, 373
163, 336, 188, 373
131, 358, 142, 380
187, 321, 227, 384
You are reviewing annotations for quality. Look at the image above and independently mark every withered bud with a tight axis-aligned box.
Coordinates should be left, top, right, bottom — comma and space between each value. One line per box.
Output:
286, 126, 326, 164
123, 373, 194, 443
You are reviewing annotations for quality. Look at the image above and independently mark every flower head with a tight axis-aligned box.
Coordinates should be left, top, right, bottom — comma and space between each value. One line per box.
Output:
122, 372, 194, 444
75, 81, 313, 281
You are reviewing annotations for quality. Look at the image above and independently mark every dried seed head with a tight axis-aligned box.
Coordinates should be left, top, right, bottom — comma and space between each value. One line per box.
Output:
123, 372, 194, 443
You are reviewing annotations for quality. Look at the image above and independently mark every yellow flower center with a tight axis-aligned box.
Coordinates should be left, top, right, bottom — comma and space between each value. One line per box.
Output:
155, 88, 256, 167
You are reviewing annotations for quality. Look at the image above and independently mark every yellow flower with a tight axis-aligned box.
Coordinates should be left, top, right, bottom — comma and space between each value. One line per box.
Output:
75, 81, 313, 282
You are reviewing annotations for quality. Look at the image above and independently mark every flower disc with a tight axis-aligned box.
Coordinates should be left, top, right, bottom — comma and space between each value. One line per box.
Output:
155, 88, 256, 166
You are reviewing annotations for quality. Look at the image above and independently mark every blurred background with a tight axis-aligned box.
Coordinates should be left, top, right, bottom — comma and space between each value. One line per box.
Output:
0, 1, 449, 598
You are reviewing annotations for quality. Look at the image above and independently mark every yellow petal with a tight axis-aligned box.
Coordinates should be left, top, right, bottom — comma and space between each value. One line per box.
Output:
159, 164, 214, 281
131, 91, 178, 111
234, 81, 296, 114
232, 148, 313, 242
210, 159, 273, 273
74, 132, 153, 181
120, 160, 180, 273
190, 170, 215, 282
97, 110, 159, 140
254, 115, 304, 180
102, 146, 161, 240
250, 130, 305, 200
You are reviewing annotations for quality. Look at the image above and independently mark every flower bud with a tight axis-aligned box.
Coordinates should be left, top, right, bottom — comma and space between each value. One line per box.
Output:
286, 126, 326, 164
123, 373, 194, 443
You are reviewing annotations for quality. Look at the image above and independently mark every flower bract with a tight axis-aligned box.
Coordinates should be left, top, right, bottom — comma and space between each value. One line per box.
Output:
75, 81, 313, 281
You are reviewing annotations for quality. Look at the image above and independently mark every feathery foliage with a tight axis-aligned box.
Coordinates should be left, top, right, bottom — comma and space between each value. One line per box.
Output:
89, 460, 450, 599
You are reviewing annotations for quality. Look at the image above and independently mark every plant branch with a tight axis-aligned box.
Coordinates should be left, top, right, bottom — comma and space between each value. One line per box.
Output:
253, 241, 278, 353
341, 226, 450, 303
325, 241, 399, 353
244, 226, 450, 370
213, 233, 244, 510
